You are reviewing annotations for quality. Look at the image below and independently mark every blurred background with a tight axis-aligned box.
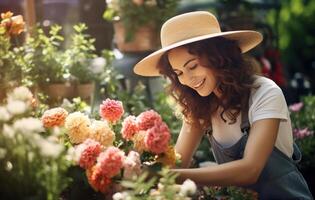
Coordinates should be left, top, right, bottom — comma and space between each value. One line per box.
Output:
0, 0, 314, 199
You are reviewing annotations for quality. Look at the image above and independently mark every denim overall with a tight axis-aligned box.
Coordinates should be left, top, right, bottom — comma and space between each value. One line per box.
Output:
204, 107, 313, 200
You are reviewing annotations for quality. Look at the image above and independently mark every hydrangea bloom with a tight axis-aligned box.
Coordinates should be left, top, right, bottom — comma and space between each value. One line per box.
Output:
76, 139, 102, 169
132, 131, 147, 153
96, 146, 125, 178
121, 115, 138, 141
145, 121, 170, 154
90, 120, 115, 147
41, 107, 68, 128
86, 166, 112, 193
123, 151, 141, 179
65, 112, 92, 144
99, 99, 124, 124
136, 110, 162, 130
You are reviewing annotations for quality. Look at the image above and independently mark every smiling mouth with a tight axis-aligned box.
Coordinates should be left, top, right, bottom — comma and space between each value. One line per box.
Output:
193, 78, 205, 89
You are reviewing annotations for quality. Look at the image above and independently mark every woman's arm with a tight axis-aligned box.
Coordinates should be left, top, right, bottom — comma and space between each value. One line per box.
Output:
175, 120, 204, 168
172, 118, 280, 186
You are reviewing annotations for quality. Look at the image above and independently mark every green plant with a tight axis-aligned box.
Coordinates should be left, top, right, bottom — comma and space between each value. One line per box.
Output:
289, 96, 315, 171
65, 23, 97, 83
22, 24, 67, 85
0, 12, 25, 98
103, 0, 178, 41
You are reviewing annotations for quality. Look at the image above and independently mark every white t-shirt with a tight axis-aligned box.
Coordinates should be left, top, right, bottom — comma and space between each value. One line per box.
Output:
212, 76, 293, 157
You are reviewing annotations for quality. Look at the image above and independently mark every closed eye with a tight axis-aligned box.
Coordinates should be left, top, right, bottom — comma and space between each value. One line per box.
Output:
189, 64, 197, 70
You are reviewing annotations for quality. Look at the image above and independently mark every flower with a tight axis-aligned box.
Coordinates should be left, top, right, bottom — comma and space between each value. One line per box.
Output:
35, 137, 65, 158
6, 100, 27, 115
90, 120, 115, 147
293, 128, 314, 139
64, 112, 92, 144
289, 102, 304, 112
144, 121, 171, 154
121, 115, 138, 141
86, 166, 112, 193
13, 117, 44, 135
0, 106, 11, 121
0, 11, 25, 36
179, 179, 197, 196
123, 151, 141, 179
41, 107, 68, 128
96, 146, 125, 178
99, 98, 124, 124
156, 146, 177, 167
76, 139, 102, 169
7, 86, 33, 102
132, 131, 147, 153
90, 57, 106, 74
137, 110, 162, 131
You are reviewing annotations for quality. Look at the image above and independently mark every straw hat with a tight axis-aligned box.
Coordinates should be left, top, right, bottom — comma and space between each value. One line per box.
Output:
133, 11, 263, 77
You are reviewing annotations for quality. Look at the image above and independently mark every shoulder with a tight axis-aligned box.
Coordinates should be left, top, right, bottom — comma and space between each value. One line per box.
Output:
251, 75, 284, 101
249, 75, 288, 122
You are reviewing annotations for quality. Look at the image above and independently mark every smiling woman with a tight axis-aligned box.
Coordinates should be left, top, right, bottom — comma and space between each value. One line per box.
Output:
133, 11, 313, 199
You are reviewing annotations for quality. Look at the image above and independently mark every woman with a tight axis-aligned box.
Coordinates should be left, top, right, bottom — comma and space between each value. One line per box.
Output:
133, 11, 313, 199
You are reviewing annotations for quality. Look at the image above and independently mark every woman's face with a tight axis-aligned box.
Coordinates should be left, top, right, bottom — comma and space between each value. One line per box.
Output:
168, 47, 218, 97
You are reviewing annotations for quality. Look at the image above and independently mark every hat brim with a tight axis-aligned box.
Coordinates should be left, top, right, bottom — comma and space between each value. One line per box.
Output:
133, 30, 263, 77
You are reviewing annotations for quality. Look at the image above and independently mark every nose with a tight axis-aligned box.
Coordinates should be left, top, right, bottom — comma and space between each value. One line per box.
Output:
178, 71, 196, 86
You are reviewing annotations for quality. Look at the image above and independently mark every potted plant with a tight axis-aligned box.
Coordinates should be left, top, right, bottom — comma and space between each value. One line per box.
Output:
22, 24, 75, 100
64, 23, 98, 101
103, 0, 178, 52
0, 11, 25, 101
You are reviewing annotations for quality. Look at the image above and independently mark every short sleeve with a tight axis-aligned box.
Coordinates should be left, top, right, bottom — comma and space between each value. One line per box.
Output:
250, 80, 288, 123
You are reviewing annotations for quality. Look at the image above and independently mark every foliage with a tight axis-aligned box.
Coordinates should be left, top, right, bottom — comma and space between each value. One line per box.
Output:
116, 167, 197, 200
22, 24, 67, 85
266, 0, 315, 77
0, 12, 25, 98
65, 23, 97, 83
0, 86, 73, 200
103, 0, 178, 41
289, 96, 315, 171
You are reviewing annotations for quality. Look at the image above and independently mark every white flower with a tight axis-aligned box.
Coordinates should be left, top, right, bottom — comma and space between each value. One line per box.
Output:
90, 57, 106, 74
112, 192, 129, 200
0, 106, 11, 121
13, 117, 44, 135
0, 148, 7, 159
7, 100, 27, 115
35, 137, 64, 158
2, 124, 15, 138
8, 86, 33, 102
179, 179, 197, 196
65, 146, 77, 163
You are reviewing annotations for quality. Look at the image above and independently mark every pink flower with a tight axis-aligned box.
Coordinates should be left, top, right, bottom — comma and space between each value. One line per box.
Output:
121, 115, 138, 140
41, 107, 68, 128
145, 121, 171, 154
99, 99, 124, 124
137, 110, 162, 131
76, 139, 102, 169
123, 151, 141, 179
289, 102, 304, 112
86, 166, 112, 193
293, 128, 314, 139
96, 146, 125, 178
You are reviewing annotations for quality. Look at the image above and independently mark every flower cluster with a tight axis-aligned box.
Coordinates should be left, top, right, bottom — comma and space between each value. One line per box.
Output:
41, 98, 179, 194
0, 11, 25, 36
0, 86, 72, 200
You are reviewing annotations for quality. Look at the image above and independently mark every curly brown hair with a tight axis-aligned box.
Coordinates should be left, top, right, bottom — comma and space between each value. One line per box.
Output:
157, 37, 257, 128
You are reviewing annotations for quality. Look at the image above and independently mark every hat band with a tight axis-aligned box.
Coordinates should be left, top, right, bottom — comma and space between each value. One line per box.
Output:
161, 27, 221, 47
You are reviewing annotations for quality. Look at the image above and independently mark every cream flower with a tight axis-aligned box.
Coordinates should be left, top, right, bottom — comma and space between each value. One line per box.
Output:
13, 117, 43, 135
179, 179, 197, 196
35, 137, 64, 158
90, 120, 115, 147
7, 86, 33, 102
0, 106, 11, 121
65, 112, 92, 144
7, 100, 27, 115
